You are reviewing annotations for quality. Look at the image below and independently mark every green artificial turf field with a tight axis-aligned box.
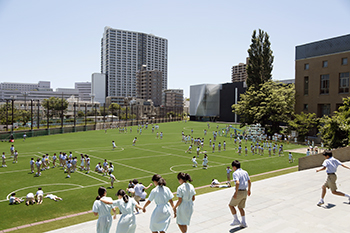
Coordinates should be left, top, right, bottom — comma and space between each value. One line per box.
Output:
0, 121, 305, 230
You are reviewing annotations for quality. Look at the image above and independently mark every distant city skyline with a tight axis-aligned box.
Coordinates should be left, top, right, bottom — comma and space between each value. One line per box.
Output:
0, 0, 349, 97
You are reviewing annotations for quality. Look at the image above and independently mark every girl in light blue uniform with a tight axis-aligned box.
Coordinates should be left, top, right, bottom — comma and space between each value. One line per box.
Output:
173, 172, 196, 233
100, 189, 143, 233
92, 187, 116, 233
143, 174, 174, 233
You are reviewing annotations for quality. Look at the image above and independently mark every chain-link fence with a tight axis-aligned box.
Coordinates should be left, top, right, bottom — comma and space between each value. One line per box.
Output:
0, 100, 184, 140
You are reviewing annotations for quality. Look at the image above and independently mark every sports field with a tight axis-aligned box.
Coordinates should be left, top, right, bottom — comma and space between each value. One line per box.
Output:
0, 121, 305, 230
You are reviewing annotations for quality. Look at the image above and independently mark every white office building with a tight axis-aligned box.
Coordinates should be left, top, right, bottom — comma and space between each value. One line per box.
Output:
101, 26, 168, 98
0, 81, 52, 91
75, 82, 92, 102
91, 73, 106, 104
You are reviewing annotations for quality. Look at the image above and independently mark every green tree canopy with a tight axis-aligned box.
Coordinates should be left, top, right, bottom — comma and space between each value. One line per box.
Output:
108, 103, 120, 115
246, 29, 274, 89
319, 97, 350, 149
42, 97, 68, 118
233, 81, 295, 135
288, 112, 318, 141
0, 104, 31, 126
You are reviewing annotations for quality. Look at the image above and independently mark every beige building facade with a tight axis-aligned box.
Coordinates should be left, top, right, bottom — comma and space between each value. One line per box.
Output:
136, 65, 163, 106
231, 58, 248, 83
295, 34, 350, 117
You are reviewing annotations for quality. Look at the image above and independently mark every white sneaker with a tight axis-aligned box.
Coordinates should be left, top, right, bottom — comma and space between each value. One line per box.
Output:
317, 200, 324, 206
230, 219, 241, 226
240, 222, 247, 228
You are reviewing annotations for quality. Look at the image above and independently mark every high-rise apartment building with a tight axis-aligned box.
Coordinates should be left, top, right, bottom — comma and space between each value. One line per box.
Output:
136, 65, 162, 106
231, 58, 248, 83
101, 27, 168, 98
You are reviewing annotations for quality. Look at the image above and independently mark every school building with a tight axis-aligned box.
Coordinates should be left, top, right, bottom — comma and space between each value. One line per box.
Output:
295, 34, 350, 117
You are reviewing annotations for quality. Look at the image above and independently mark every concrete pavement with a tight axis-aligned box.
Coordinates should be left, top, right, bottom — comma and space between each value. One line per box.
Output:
47, 162, 350, 233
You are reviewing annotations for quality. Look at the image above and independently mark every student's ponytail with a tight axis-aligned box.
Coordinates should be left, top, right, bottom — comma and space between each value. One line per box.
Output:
96, 187, 106, 200
177, 172, 193, 182
152, 174, 166, 186
158, 178, 166, 186
116, 189, 129, 203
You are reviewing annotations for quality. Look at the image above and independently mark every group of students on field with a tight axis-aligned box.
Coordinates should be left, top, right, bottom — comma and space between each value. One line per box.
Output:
9, 187, 63, 206
92, 172, 195, 233
2, 145, 19, 167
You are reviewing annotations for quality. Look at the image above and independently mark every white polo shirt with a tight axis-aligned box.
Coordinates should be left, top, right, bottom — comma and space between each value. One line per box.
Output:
232, 168, 250, 190
322, 157, 342, 173
134, 183, 145, 197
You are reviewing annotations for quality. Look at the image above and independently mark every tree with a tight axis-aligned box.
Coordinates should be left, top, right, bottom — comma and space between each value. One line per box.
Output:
319, 97, 350, 149
42, 97, 68, 118
246, 29, 274, 89
232, 81, 295, 135
288, 112, 318, 141
0, 104, 30, 126
108, 103, 120, 116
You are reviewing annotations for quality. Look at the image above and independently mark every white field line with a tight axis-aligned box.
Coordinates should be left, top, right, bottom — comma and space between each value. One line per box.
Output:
75, 170, 109, 184
0, 169, 30, 175
114, 154, 169, 161
75, 151, 156, 175
133, 146, 223, 165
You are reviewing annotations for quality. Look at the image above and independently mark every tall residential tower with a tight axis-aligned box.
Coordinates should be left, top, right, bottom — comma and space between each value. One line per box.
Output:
101, 27, 168, 98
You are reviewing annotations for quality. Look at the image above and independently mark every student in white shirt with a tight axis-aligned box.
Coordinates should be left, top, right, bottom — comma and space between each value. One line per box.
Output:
229, 160, 251, 228
2, 152, 7, 167
316, 150, 350, 206
36, 187, 44, 205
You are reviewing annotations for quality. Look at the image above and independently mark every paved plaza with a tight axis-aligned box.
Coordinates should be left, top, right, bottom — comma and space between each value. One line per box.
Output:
48, 162, 350, 233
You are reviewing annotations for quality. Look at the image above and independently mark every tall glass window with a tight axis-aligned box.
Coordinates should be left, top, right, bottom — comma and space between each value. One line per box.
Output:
321, 104, 331, 116
339, 72, 349, 93
320, 74, 329, 94
304, 76, 309, 95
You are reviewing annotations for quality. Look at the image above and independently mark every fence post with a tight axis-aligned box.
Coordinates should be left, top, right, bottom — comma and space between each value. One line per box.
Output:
6, 99, 8, 131
11, 99, 14, 134
47, 101, 50, 135
30, 99, 33, 136
84, 103, 87, 131
94, 103, 97, 130
37, 100, 40, 129
74, 102, 76, 132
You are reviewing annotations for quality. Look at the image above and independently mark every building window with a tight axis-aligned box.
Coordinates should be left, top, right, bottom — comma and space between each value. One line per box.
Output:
304, 76, 309, 95
342, 57, 348, 65
303, 104, 308, 111
322, 61, 328, 68
304, 63, 309, 70
320, 74, 329, 94
319, 104, 331, 117
339, 72, 349, 93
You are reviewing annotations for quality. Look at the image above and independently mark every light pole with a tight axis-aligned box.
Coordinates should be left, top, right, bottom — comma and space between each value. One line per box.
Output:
22, 92, 28, 110
10, 95, 16, 133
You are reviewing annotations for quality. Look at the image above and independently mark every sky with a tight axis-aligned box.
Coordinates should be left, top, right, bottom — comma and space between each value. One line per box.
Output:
0, 0, 349, 98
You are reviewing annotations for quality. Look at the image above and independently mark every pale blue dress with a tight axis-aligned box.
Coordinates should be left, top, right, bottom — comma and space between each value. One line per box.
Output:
112, 198, 137, 233
92, 197, 113, 233
148, 186, 174, 232
176, 183, 196, 225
